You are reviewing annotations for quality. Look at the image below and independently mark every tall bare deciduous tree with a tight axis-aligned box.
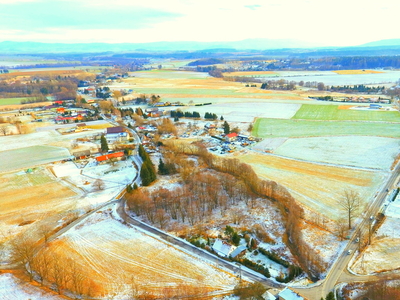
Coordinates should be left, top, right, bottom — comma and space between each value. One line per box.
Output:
10, 234, 36, 280
338, 189, 360, 229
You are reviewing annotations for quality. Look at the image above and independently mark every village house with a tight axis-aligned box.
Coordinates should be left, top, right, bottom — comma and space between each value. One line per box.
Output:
225, 132, 238, 142
105, 126, 128, 144
212, 239, 235, 257
277, 287, 306, 300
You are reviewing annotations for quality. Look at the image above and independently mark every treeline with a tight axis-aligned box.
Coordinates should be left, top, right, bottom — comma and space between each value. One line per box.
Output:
224, 76, 262, 83
330, 84, 385, 93
188, 58, 224, 66
164, 141, 327, 280
170, 110, 218, 120
261, 80, 296, 90
0, 78, 77, 100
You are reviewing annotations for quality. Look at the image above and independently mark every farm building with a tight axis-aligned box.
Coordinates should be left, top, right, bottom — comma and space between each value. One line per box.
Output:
225, 132, 238, 142
95, 151, 124, 163
212, 239, 235, 257
72, 149, 91, 160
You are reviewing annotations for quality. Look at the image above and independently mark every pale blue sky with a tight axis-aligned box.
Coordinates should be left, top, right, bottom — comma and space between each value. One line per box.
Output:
0, 0, 399, 46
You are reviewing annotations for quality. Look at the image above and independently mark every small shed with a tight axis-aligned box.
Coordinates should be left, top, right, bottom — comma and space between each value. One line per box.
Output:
72, 150, 91, 160
230, 245, 247, 258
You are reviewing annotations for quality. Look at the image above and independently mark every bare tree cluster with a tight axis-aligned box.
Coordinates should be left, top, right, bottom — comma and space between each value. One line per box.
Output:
126, 171, 252, 228
164, 140, 327, 279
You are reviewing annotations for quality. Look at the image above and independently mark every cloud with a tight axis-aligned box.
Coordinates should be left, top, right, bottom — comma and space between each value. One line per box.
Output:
0, 1, 182, 31
245, 4, 261, 10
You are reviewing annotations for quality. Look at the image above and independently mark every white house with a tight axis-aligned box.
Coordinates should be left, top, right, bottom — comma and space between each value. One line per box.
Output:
212, 239, 235, 257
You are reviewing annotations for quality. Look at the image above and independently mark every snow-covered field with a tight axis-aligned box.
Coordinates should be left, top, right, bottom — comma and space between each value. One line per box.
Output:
269, 136, 399, 170
0, 273, 64, 300
47, 208, 237, 298
179, 102, 301, 122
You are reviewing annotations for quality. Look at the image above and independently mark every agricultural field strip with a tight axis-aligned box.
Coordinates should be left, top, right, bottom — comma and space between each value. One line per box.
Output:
67, 233, 199, 283
253, 118, 400, 138
293, 104, 400, 122
60, 216, 232, 288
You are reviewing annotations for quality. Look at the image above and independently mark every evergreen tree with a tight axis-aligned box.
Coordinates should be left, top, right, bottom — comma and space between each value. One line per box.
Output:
232, 232, 240, 246
220, 115, 224, 121
100, 134, 109, 152
325, 291, 335, 300
223, 121, 230, 134
158, 158, 166, 175
140, 163, 152, 186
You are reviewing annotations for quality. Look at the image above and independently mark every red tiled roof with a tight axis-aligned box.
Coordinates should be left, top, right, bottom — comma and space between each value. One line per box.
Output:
96, 151, 124, 162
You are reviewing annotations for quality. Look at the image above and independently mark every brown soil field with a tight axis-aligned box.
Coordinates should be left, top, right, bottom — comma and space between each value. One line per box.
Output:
333, 70, 384, 75
0, 69, 84, 79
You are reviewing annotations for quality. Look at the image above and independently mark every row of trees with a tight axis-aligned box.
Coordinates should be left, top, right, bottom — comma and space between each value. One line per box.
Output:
10, 233, 98, 298
0, 78, 78, 100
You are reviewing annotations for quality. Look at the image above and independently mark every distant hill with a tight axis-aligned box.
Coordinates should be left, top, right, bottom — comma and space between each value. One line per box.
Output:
0, 39, 325, 54
360, 39, 400, 47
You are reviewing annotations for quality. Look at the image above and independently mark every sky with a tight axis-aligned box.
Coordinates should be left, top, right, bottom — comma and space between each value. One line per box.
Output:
0, 0, 399, 46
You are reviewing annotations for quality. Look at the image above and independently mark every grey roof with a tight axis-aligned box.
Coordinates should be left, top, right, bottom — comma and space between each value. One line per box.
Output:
230, 245, 247, 258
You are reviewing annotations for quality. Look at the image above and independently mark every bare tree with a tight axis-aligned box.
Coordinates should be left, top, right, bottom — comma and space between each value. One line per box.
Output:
335, 218, 348, 241
10, 233, 36, 280
93, 178, 105, 191
0, 125, 8, 136
338, 189, 360, 229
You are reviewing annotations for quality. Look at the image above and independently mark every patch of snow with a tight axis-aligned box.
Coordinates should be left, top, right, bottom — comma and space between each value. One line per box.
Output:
0, 273, 64, 300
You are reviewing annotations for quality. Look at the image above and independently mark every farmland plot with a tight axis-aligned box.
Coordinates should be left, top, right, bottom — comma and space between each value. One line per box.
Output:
270, 136, 399, 170
293, 104, 400, 122
179, 102, 301, 122
253, 118, 400, 138
0, 145, 70, 172
46, 209, 237, 298
239, 153, 386, 219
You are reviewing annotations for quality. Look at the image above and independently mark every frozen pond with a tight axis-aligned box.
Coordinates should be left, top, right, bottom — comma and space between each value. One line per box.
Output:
258, 70, 400, 85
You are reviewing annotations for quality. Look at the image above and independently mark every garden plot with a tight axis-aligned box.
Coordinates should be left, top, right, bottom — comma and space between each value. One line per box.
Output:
0, 273, 64, 300
239, 153, 386, 219
270, 136, 399, 170
47, 209, 237, 298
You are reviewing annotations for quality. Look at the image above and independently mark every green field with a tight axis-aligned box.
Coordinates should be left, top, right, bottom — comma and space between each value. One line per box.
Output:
0, 97, 28, 105
253, 118, 400, 138
293, 104, 400, 122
